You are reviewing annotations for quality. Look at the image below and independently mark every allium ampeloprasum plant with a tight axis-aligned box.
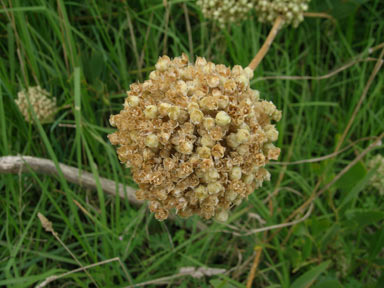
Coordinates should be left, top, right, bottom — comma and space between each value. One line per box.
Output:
107, 0, 337, 222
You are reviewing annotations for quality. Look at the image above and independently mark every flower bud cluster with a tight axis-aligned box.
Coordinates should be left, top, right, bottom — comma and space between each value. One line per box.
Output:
196, 0, 254, 26
108, 54, 281, 221
15, 86, 57, 124
254, 0, 310, 28
367, 154, 384, 195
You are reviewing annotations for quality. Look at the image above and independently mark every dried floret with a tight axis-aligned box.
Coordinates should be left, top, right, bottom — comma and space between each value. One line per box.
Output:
126, 95, 140, 107
145, 134, 159, 149
144, 105, 158, 119
212, 143, 225, 159
108, 54, 281, 221
215, 111, 231, 126
230, 167, 242, 180
15, 86, 57, 124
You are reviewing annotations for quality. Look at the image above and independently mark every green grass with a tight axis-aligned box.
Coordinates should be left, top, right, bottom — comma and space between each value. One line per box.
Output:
0, 0, 383, 287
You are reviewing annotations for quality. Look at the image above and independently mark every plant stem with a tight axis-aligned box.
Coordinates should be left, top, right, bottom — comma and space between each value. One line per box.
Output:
248, 16, 283, 71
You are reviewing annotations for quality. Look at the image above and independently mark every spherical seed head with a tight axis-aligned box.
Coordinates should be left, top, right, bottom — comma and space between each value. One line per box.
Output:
197, 0, 255, 27
108, 54, 281, 221
15, 86, 57, 124
255, 0, 311, 28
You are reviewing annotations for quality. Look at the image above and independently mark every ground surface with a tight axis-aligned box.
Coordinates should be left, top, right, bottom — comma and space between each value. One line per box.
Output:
0, 0, 383, 287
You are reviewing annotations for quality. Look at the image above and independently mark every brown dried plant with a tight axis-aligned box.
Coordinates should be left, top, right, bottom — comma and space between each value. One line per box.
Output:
108, 54, 281, 221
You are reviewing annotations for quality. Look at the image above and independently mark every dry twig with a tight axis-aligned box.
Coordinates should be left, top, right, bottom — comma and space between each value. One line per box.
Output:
0, 155, 140, 205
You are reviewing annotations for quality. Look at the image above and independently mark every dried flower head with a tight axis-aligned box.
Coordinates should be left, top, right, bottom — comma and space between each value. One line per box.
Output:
255, 0, 311, 28
108, 54, 281, 221
367, 154, 384, 195
15, 86, 57, 124
197, 0, 254, 26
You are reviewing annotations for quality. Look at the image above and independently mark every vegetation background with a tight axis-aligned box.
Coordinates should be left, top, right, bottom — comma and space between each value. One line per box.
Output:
0, 0, 383, 287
